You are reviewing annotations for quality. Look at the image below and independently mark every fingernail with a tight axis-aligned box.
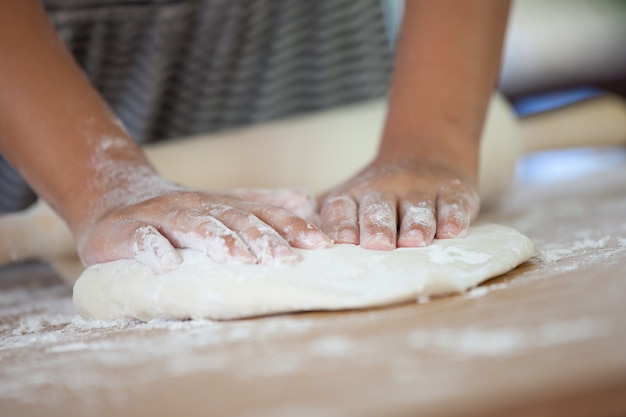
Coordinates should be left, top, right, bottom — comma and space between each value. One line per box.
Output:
399, 229, 426, 247
362, 233, 395, 250
439, 224, 463, 239
335, 228, 358, 244
303, 230, 333, 249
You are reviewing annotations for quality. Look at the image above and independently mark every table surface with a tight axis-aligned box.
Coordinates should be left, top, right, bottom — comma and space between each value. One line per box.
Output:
2, 161, 626, 417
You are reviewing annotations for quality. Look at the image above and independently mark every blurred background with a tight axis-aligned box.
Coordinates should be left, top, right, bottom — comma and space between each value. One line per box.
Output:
386, 0, 626, 186
499, 0, 626, 185
41, 0, 626, 187
1, 0, 625, 211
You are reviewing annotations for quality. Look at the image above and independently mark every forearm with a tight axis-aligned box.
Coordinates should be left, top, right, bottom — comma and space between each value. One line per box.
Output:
380, 0, 510, 182
0, 0, 154, 235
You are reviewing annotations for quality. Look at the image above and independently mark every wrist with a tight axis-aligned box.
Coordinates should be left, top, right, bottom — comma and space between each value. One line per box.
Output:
377, 131, 480, 184
63, 148, 177, 243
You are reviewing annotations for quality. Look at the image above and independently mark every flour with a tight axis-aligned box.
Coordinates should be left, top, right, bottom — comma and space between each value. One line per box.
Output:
484, 194, 626, 279
246, 221, 300, 265
131, 225, 182, 273
407, 318, 611, 356
167, 220, 250, 265
537, 236, 612, 263
398, 205, 436, 246
47, 341, 117, 353
89, 135, 179, 211
533, 235, 626, 274
0, 280, 326, 405
402, 206, 436, 230
319, 195, 357, 233
97, 136, 128, 152
292, 223, 333, 249
359, 194, 396, 245
364, 204, 394, 229
417, 295, 431, 303
309, 335, 355, 356
427, 246, 492, 265
463, 282, 509, 299
403, 205, 435, 224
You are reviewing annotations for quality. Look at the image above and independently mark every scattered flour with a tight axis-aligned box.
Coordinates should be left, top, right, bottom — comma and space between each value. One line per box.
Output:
463, 282, 509, 299
309, 335, 355, 356
1, 178, 625, 410
537, 236, 612, 263
417, 295, 431, 304
534, 235, 626, 273
407, 318, 611, 356
0, 309, 322, 405
402, 206, 436, 231
492, 196, 626, 277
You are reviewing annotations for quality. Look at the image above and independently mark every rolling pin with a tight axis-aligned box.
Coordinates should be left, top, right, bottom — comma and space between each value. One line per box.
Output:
1, 93, 625, 283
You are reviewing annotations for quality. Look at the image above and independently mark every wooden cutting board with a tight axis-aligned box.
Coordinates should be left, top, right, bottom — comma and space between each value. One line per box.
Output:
1, 159, 626, 417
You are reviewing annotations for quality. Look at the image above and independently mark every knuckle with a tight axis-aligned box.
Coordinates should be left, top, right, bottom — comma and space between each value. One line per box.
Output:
402, 206, 436, 230
324, 194, 355, 209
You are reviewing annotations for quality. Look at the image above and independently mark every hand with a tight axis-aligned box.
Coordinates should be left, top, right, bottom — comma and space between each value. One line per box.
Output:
318, 157, 479, 249
318, 0, 509, 250
229, 188, 319, 226
77, 178, 332, 273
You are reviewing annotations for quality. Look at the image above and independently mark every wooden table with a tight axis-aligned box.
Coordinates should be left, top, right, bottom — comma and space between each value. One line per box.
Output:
1, 161, 626, 417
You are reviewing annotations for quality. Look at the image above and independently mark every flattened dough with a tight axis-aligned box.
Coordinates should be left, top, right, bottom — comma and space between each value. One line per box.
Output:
73, 224, 534, 321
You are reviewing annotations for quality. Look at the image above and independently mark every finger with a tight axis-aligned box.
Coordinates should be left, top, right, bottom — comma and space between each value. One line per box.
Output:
247, 203, 332, 250
162, 215, 256, 264
79, 222, 182, 274
232, 188, 319, 225
436, 180, 480, 239
397, 198, 437, 247
208, 205, 302, 265
358, 192, 397, 250
319, 195, 359, 244
131, 225, 184, 273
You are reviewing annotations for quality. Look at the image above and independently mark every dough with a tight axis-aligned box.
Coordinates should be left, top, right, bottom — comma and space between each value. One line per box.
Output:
73, 224, 534, 321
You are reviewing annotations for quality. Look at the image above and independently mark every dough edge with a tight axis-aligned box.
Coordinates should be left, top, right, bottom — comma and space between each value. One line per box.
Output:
73, 224, 534, 321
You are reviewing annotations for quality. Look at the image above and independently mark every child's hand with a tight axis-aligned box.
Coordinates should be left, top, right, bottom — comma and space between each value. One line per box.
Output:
0, 2, 333, 274
317, 0, 509, 250
318, 157, 479, 249
77, 179, 332, 274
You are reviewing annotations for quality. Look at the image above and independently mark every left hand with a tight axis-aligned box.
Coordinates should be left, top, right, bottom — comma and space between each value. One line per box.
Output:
318, 156, 480, 249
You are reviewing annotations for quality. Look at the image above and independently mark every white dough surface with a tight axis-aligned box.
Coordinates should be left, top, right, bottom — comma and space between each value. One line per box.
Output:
73, 224, 534, 321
